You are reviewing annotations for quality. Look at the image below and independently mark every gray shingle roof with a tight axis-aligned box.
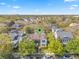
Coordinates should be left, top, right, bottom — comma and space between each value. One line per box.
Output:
53, 26, 73, 44
10, 30, 24, 41
59, 31, 73, 39
10, 30, 25, 48
55, 30, 73, 44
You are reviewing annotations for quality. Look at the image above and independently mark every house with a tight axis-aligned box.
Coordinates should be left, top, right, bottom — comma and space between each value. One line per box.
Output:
7, 21, 15, 27
8, 21, 23, 29
0, 23, 7, 27
15, 19, 27, 25
21, 18, 34, 24
10, 30, 25, 48
54, 28, 63, 39
22, 18, 33, 22
11, 23, 22, 29
51, 24, 59, 33
69, 23, 79, 29
40, 38, 47, 47
59, 31, 73, 44
51, 25, 73, 44
29, 33, 47, 47
52, 26, 59, 32
54, 29, 73, 44
29, 32, 47, 48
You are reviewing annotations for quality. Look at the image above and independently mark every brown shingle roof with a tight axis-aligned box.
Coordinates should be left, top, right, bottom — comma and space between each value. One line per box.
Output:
29, 33, 46, 40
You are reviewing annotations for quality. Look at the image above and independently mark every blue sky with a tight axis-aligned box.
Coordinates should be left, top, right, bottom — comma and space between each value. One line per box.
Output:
0, 0, 79, 14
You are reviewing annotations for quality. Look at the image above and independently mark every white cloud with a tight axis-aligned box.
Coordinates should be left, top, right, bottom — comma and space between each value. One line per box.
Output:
13, 6, 20, 9
64, 0, 78, 2
0, 2, 6, 6
69, 5, 79, 10
69, 6, 76, 10
72, 5, 78, 7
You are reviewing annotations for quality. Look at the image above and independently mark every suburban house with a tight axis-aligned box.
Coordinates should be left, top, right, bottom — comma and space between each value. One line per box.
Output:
15, 19, 27, 25
29, 27, 47, 48
11, 23, 22, 29
69, 23, 79, 29
10, 30, 25, 48
29, 32, 47, 48
8, 21, 23, 29
0, 22, 8, 27
52, 25, 59, 33
50, 24, 59, 32
7, 21, 15, 27
52, 26, 73, 44
22, 18, 33, 22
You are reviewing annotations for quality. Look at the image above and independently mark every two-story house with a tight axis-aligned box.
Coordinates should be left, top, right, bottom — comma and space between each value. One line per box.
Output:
29, 28, 47, 48
10, 30, 25, 48
52, 26, 73, 44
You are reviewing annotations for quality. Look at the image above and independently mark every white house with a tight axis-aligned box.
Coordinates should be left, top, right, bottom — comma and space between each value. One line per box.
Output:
52, 25, 58, 32
54, 28, 63, 39
52, 27, 73, 44
40, 39, 47, 47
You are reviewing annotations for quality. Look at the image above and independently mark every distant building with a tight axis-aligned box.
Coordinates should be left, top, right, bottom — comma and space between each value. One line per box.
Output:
69, 23, 79, 29
22, 18, 33, 22
15, 19, 27, 25
8, 21, 23, 29
69, 23, 79, 27
0, 23, 7, 27
11, 23, 22, 29
7, 21, 15, 27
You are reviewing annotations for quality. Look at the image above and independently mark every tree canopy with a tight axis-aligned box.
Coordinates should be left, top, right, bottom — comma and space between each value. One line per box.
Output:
65, 38, 79, 54
42, 32, 65, 56
0, 34, 12, 58
19, 38, 36, 57
22, 26, 34, 34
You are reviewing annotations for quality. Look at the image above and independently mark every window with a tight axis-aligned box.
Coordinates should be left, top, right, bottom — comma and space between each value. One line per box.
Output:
42, 44, 45, 46
42, 40, 45, 43
62, 37, 70, 42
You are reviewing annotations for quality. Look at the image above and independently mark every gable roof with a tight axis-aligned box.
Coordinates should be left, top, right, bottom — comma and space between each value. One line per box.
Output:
10, 30, 24, 40
60, 31, 73, 39
29, 32, 46, 40
56, 30, 73, 39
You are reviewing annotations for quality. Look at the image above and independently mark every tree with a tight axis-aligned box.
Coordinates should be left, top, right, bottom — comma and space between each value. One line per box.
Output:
19, 38, 36, 57
22, 26, 34, 34
0, 26, 10, 33
47, 39, 64, 56
0, 34, 12, 59
42, 32, 65, 56
65, 38, 79, 54
46, 32, 54, 41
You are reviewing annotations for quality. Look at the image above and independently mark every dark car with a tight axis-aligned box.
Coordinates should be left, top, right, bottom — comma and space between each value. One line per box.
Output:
63, 55, 73, 59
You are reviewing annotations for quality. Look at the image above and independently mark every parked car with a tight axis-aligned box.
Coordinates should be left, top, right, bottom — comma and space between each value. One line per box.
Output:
42, 55, 56, 59
62, 55, 73, 59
